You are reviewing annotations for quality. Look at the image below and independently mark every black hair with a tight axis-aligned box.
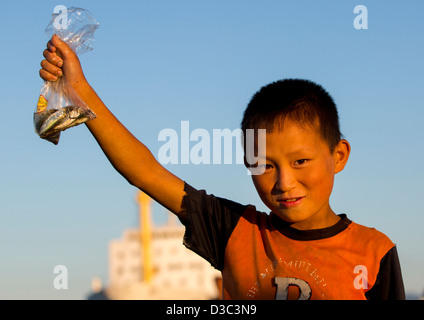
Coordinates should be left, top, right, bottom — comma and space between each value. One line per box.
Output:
241, 78, 342, 152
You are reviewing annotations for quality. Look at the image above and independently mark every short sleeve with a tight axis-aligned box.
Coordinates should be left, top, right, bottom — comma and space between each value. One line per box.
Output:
179, 182, 248, 271
365, 246, 406, 300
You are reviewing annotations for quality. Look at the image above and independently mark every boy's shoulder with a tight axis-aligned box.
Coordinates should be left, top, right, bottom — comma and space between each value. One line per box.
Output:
346, 219, 395, 249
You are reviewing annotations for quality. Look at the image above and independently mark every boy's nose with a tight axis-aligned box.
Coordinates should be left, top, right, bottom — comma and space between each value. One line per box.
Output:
274, 168, 297, 193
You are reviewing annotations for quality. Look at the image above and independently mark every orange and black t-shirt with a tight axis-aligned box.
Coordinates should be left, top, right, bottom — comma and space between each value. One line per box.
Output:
181, 183, 405, 300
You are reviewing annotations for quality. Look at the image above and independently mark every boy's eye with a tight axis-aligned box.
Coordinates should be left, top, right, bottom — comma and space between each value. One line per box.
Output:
259, 163, 274, 171
294, 159, 308, 166
257, 163, 273, 169
247, 163, 273, 175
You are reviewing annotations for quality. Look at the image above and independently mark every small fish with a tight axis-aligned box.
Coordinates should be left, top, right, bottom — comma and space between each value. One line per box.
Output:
54, 106, 95, 131
33, 108, 56, 134
38, 108, 68, 136
34, 106, 96, 145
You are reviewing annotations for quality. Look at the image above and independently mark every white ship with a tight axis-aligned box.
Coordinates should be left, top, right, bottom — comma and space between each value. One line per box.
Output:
88, 191, 221, 300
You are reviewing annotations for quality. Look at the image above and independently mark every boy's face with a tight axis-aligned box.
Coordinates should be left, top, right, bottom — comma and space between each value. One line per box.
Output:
250, 118, 350, 230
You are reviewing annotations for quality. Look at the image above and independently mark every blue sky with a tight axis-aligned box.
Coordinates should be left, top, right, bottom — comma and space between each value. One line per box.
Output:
0, 0, 423, 299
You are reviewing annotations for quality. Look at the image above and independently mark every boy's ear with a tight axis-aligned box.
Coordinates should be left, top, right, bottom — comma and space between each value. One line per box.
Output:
334, 139, 351, 174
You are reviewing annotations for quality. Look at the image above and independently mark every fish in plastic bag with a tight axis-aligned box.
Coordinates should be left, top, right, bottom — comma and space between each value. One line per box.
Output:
34, 7, 99, 145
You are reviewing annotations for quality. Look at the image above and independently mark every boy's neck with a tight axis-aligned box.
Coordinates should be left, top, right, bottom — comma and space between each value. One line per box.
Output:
286, 210, 341, 231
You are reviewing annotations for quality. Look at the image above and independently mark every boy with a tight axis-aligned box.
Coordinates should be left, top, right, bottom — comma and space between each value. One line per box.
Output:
39, 35, 405, 300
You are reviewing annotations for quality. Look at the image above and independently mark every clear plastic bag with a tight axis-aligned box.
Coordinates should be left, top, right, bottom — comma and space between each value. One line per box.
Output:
34, 7, 99, 145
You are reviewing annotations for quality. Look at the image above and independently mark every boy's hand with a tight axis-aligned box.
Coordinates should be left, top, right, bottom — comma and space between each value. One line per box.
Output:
39, 34, 87, 88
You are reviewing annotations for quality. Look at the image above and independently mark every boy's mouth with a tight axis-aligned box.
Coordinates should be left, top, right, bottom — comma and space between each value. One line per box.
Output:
277, 197, 304, 208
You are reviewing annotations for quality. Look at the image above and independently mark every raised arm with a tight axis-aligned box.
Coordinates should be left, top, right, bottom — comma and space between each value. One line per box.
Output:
40, 35, 186, 215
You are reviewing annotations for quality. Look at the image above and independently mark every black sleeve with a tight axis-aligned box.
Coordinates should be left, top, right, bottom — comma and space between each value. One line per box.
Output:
365, 246, 406, 300
179, 182, 248, 271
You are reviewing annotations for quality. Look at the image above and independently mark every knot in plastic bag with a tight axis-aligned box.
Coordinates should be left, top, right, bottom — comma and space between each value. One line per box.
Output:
45, 7, 99, 55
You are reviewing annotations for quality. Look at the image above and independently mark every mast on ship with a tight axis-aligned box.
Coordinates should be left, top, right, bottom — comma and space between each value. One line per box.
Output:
136, 191, 153, 283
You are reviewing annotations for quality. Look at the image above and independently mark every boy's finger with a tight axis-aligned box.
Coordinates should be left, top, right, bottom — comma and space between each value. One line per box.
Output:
47, 40, 56, 52
40, 59, 63, 77
43, 49, 63, 67
39, 68, 58, 82
51, 34, 73, 59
